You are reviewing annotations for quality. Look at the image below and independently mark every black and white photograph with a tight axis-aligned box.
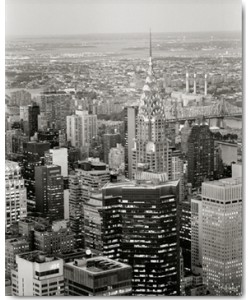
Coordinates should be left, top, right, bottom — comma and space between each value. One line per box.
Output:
4, 0, 244, 297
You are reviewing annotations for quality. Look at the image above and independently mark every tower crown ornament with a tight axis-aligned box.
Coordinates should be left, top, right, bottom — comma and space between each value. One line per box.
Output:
138, 30, 165, 121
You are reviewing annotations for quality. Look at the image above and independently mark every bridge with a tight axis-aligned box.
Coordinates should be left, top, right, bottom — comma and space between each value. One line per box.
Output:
165, 98, 242, 122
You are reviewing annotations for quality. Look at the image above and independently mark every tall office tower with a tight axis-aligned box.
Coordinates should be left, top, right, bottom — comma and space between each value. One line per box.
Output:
20, 104, 40, 138
40, 90, 74, 130
202, 178, 242, 296
103, 133, 121, 164
180, 120, 192, 155
68, 174, 84, 248
124, 105, 138, 179
11, 251, 64, 296
68, 161, 110, 248
171, 149, 185, 202
34, 227, 74, 254
22, 141, 50, 211
5, 238, 30, 278
45, 147, 68, 177
5, 161, 27, 232
180, 200, 191, 274
187, 120, 214, 189
132, 33, 171, 178
108, 143, 125, 171
35, 165, 64, 221
191, 196, 203, 276
119, 178, 180, 296
66, 110, 97, 153
83, 192, 103, 253
101, 184, 124, 260
101, 176, 180, 295
64, 257, 132, 296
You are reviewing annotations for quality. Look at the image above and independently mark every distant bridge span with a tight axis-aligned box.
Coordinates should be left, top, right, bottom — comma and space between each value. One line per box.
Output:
165, 98, 242, 122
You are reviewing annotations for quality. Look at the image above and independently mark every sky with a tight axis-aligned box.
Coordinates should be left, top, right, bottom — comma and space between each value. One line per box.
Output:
5, 0, 242, 37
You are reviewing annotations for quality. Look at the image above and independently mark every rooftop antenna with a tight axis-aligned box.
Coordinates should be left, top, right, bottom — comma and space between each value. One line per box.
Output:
149, 28, 152, 58
148, 28, 153, 73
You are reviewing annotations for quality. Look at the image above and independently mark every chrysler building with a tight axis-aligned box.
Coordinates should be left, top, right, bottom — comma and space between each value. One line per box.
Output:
132, 31, 172, 178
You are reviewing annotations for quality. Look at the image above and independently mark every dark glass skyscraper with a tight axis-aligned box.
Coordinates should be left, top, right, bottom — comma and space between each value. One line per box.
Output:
187, 121, 214, 189
35, 165, 64, 220
102, 179, 180, 296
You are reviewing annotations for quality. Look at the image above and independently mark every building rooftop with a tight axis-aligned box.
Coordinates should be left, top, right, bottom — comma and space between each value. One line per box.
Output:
203, 177, 242, 187
18, 251, 60, 264
103, 178, 179, 190
66, 256, 130, 274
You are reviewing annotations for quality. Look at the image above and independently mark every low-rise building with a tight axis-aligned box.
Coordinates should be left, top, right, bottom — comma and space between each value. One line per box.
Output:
64, 256, 132, 296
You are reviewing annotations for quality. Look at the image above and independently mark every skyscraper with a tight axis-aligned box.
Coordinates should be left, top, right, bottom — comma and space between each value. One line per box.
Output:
119, 178, 180, 296
180, 200, 191, 274
187, 121, 214, 189
103, 133, 121, 165
202, 178, 242, 296
124, 105, 138, 179
132, 32, 171, 178
102, 174, 180, 296
20, 104, 40, 138
22, 141, 50, 211
5, 160, 27, 232
35, 165, 64, 221
66, 110, 97, 153
191, 196, 203, 276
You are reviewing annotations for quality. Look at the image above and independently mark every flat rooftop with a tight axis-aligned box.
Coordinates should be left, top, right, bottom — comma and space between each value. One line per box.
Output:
66, 256, 130, 274
103, 178, 179, 190
18, 251, 60, 264
203, 177, 242, 187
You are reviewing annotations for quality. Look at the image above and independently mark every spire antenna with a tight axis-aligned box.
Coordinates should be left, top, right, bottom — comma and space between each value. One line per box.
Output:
149, 28, 152, 58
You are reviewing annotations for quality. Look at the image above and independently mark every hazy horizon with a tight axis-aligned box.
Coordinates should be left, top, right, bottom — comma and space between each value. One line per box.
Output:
6, 0, 241, 37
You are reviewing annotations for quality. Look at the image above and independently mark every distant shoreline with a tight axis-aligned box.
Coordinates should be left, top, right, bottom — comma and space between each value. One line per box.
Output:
6, 31, 242, 40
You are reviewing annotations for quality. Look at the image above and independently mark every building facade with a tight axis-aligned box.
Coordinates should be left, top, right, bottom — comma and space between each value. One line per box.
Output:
11, 251, 64, 296
124, 105, 138, 179
64, 256, 132, 296
66, 110, 97, 153
202, 178, 242, 295
103, 133, 121, 165
132, 41, 172, 179
45, 147, 68, 177
35, 165, 64, 220
119, 179, 180, 296
187, 122, 214, 189
5, 160, 27, 232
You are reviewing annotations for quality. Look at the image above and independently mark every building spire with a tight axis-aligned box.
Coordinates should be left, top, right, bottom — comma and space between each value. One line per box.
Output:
149, 28, 152, 58
148, 29, 153, 74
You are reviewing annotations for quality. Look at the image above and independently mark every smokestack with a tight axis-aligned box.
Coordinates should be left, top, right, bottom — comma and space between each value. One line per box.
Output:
193, 73, 197, 94
204, 74, 207, 96
186, 72, 189, 93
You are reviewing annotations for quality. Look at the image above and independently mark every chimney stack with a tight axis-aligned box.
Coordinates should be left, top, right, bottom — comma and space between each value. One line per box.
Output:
186, 72, 189, 93
204, 74, 207, 96
193, 73, 197, 94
